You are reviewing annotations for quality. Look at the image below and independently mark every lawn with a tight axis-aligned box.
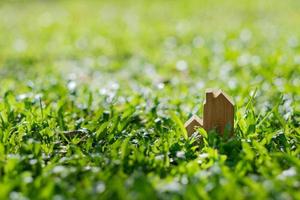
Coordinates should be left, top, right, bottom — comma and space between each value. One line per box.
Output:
0, 0, 300, 199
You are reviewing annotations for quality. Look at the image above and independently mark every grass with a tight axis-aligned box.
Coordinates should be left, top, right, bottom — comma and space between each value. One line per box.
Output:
0, 0, 300, 199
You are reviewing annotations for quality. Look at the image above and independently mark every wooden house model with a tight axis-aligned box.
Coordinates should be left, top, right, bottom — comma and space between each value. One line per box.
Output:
185, 89, 234, 136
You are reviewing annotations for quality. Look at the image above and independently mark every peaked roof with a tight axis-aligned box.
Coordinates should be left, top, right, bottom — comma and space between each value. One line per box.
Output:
184, 115, 203, 127
205, 88, 234, 105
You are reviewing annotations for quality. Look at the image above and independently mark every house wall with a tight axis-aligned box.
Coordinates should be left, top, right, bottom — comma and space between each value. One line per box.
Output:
203, 94, 234, 135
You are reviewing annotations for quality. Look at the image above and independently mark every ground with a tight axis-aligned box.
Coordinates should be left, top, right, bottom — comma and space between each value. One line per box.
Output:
0, 0, 299, 199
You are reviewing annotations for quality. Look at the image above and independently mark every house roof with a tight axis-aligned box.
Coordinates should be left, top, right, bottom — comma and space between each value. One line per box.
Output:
205, 88, 234, 105
184, 115, 203, 127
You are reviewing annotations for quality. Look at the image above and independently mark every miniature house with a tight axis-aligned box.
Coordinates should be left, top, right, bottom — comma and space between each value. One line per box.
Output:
184, 115, 203, 135
203, 89, 234, 135
185, 89, 234, 136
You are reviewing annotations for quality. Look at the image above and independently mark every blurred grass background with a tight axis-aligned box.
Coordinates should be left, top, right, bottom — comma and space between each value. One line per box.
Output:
1, 0, 299, 112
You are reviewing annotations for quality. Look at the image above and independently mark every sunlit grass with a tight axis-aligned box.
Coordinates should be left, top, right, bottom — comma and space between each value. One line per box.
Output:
0, 0, 299, 199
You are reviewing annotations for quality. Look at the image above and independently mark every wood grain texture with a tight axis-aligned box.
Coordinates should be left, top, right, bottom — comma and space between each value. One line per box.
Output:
184, 115, 203, 136
203, 89, 234, 135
